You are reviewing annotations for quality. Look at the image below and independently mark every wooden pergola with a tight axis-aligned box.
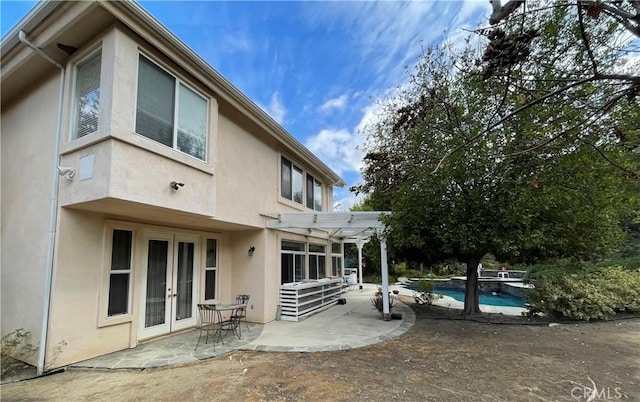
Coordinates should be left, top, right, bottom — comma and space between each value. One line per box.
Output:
261, 211, 394, 319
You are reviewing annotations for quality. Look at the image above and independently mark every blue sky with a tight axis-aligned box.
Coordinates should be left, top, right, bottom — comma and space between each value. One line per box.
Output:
1, 1, 491, 210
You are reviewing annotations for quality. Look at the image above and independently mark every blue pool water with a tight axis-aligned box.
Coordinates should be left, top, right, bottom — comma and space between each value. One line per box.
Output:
433, 287, 525, 308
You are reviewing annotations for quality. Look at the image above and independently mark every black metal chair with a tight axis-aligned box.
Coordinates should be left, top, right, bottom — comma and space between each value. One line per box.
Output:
231, 294, 250, 335
195, 304, 218, 351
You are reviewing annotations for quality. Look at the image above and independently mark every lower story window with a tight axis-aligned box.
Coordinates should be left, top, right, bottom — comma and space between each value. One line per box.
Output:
281, 241, 305, 284
331, 242, 343, 277
205, 239, 218, 300
332, 256, 342, 277
108, 229, 133, 316
308, 244, 326, 279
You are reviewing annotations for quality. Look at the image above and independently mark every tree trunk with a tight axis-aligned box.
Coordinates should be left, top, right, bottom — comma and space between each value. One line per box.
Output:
462, 257, 482, 315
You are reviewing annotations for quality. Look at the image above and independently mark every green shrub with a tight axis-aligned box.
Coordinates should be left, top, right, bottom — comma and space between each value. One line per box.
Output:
1, 329, 36, 376
595, 255, 640, 270
414, 280, 438, 305
527, 266, 640, 320
370, 295, 396, 312
418, 280, 434, 294
597, 266, 640, 313
523, 260, 595, 281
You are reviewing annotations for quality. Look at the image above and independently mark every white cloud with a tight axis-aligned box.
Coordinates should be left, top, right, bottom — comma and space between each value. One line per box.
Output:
258, 92, 286, 125
355, 101, 386, 138
303, 1, 490, 97
333, 192, 368, 212
221, 32, 252, 52
319, 94, 348, 113
305, 128, 363, 176
305, 98, 388, 209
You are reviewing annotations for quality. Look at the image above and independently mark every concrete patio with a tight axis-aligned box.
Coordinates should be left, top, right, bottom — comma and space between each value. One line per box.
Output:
71, 286, 415, 370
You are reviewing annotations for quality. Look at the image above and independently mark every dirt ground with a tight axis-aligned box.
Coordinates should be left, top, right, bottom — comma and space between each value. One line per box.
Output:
2, 300, 639, 402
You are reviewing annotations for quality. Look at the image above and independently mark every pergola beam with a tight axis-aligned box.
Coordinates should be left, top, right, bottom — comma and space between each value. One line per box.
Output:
261, 210, 393, 321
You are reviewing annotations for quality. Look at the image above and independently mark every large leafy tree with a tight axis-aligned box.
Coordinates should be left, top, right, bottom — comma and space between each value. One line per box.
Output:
473, 0, 639, 164
355, 6, 639, 315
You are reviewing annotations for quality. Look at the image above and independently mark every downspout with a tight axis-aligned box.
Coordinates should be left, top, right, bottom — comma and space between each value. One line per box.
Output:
18, 30, 66, 375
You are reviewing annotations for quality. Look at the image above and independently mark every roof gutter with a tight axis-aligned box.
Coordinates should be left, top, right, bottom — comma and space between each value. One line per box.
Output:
18, 30, 65, 376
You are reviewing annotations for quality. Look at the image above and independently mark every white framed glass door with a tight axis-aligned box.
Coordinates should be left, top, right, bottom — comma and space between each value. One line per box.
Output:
139, 233, 199, 339
171, 235, 198, 331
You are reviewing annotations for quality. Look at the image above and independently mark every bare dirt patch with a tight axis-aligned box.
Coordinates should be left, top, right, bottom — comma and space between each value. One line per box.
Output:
2, 302, 638, 401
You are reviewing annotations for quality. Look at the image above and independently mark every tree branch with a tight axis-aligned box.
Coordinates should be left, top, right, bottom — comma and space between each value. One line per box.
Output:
577, 2, 599, 75
603, 9, 640, 37
590, 0, 638, 21
595, 73, 640, 82
506, 108, 605, 157
431, 76, 597, 174
431, 68, 640, 174
488, 1, 640, 37
581, 140, 640, 179
489, 0, 526, 24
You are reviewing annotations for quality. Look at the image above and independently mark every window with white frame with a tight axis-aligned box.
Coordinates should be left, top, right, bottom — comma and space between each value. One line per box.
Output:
135, 55, 208, 161
281, 156, 324, 210
281, 240, 305, 284
281, 157, 304, 204
73, 50, 101, 139
107, 229, 133, 316
306, 174, 323, 211
204, 239, 218, 300
308, 244, 326, 279
331, 242, 342, 277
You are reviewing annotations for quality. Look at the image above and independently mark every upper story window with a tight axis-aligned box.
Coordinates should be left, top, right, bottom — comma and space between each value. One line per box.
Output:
135, 55, 208, 161
281, 157, 303, 204
281, 156, 323, 210
73, 50, 101, 139
306, 174, 323, 211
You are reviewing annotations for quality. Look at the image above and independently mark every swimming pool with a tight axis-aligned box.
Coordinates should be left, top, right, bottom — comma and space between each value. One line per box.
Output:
433, 287, 525, 308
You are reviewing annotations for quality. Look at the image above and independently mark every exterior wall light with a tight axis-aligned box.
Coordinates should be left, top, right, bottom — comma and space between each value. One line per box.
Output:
170, 181, 184, 190
248, 246, 255, 256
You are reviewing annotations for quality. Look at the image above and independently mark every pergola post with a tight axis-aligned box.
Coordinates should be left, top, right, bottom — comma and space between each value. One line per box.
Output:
356, 240, 365, 289
379, 233, 390, 320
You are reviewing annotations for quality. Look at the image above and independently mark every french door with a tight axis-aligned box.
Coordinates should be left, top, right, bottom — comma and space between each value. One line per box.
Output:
139, 233, 199, 339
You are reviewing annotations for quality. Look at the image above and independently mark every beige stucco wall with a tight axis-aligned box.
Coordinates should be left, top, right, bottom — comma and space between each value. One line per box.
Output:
46, 210, 132, 367
3, 14, 341, 369
0, 70, 61, 363
229, 230, 268, 322
58, 28, 218, 217
46, 209, 243, 368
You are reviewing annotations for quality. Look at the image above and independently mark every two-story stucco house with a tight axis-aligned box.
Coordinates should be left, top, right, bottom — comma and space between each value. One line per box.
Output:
1, 0, 394, 374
